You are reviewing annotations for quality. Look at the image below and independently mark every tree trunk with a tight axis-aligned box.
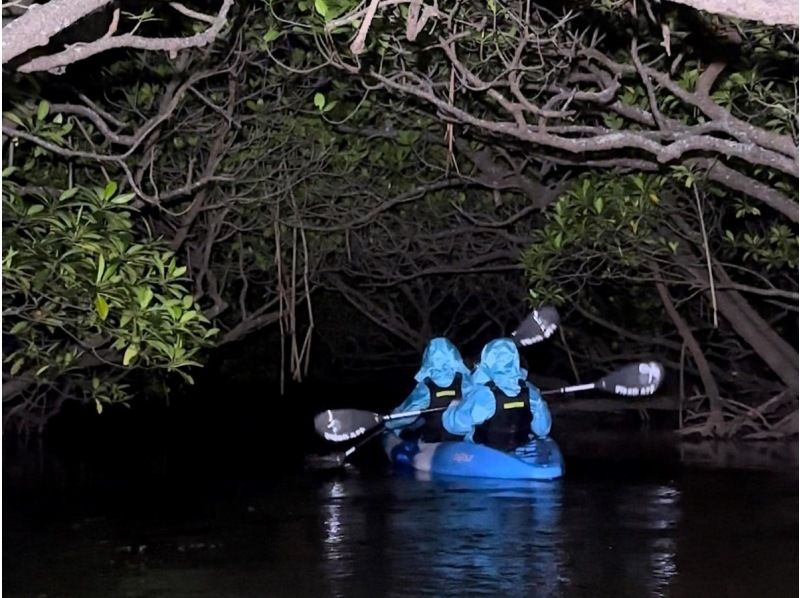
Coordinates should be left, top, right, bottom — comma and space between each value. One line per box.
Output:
652, 263, 724, 427
669, 214, 799, 395
710, 287, 798, 394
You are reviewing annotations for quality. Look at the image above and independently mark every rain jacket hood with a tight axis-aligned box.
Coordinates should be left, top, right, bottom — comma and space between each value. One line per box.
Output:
472, 338, 527, 396
414, 337, 471, 387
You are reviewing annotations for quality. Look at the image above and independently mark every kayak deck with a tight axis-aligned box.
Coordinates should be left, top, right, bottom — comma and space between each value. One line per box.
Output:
383, 432, 565, 480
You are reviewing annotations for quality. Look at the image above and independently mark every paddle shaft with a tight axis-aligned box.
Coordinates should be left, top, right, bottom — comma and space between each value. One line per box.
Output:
379, 371, 649, 420
384, 385, 601, 417
382, 406, 446, 421
340, 410, 443, 462
540, 382, 596, 396
342, 426, 386, 458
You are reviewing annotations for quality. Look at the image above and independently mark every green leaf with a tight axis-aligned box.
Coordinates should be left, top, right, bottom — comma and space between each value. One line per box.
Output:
110, 193, 135, 205
314, 0, 328, 17
95, 295, 109, 321
96, 254, 106, 285
177, 371, 195, 385
122, 344, 139, 366
119, 311, 133, 328
145, 339, 172, 355
593, 196, 604, 215
182, 295, 194, 309
166, 304, 182, 321
313, 92, 326, 111
668, 241, 679, 254
9, 321, 28, 335
103, 181, 118, 200
26, 204, 44, 216
59, 187, 79, 201
139, 287, 154, 309
172, 265, 187, 277
10, 358, 24, 376
263, 28, 281, 43
37, 100, 50, 121
95, 399, 104, 414
3, 112, 25, 127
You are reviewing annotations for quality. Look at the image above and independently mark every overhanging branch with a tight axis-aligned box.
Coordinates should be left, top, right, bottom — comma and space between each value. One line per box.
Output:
669, 0, 798, 27
3, 0, 234, 74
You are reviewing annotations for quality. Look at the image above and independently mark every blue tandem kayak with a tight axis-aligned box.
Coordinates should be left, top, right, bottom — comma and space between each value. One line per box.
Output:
382, 432, 565, 480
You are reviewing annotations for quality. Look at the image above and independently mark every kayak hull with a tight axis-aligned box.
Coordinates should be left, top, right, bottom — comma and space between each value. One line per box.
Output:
382, 432, 565, 480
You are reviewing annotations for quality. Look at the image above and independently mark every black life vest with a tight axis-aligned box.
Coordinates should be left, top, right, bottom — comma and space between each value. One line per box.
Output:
473, 380, 532, 451
420, 373, 463, 442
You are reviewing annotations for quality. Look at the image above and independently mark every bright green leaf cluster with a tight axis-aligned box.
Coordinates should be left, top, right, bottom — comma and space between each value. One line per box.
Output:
3, 180, 217, 414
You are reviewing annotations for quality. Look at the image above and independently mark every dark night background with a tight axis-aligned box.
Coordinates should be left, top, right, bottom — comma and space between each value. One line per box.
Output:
3, 0, 799, 596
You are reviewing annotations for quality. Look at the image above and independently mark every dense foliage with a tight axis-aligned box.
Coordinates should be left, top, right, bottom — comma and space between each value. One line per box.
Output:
3, 176, 215, 430
1, 0, 796, 436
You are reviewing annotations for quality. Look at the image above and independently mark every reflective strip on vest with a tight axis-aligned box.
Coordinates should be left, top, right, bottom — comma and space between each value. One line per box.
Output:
435, 390, 457, 398
503, 401, 525, 410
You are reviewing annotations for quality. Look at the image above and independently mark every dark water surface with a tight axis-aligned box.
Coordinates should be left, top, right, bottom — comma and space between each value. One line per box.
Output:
4, 432, 798, 598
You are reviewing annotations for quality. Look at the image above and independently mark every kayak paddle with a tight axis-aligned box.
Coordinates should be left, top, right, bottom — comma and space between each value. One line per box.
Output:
540, 361, 665, 398
314, 361, 665, 443
512, 306, 560, 346
314, 406, 446, 442
305, 426, 386, 469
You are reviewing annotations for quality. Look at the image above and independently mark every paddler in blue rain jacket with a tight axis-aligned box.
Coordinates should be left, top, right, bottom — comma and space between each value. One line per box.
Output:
386, 337, 473, 442
443, 338, 552, 451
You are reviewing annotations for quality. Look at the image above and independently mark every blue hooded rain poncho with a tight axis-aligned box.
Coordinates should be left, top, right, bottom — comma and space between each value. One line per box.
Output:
386, 337, 472, 436
443, 338, 552, 443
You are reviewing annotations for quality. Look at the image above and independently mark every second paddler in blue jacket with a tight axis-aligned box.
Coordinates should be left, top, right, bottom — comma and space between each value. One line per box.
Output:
442, 338, 552, 450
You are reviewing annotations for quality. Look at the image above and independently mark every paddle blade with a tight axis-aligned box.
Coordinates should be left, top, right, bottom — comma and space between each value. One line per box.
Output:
597, 361, 664, 397
512, 306, 560, 346
313, 409, 382, 442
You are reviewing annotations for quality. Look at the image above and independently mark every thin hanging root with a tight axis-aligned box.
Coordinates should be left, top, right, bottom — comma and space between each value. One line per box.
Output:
274, 218, 286, 395
300, 225, 314, 376
286, 197, 314, 383
693, 184, 717, 328
678, 341, 686, 429
275, 192, 314, 386
559, 326, 580, 384
445, 65, 459, 174
290, 234, 314, 382
290, 226, 300, 381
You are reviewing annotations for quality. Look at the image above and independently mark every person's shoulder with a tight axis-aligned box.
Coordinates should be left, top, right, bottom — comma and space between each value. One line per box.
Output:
466, 383, 493, 398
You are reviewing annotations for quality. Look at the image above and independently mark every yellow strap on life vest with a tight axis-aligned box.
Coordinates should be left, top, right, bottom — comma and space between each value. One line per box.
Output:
503, 401, 525, 410
435, 389, 457, 398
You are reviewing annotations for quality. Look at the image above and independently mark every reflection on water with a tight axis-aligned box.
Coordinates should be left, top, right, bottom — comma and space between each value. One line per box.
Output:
400, 475, 566, 597
313, 471, 686, 598
3, 444, 798, 598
